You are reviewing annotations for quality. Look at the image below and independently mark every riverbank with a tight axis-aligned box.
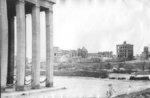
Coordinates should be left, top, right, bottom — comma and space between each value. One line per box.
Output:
114, 88, 150, 98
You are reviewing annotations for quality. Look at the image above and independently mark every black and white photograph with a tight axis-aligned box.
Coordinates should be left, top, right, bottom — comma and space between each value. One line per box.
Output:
1, 0, 150, 98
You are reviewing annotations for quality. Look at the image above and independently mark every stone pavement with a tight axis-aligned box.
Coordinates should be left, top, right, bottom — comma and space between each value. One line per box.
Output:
1, 86, 66, 98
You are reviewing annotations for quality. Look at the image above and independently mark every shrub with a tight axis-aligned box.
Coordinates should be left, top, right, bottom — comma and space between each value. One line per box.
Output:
130, 76, 149, 80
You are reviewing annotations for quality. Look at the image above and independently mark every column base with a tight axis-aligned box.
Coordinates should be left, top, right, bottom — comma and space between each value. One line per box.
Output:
7, 77, 14, 85
46, 82, 53, 87
16, 86, 24, 91
31, 85, 40, 89
1, 87, 6, 92
7, 84, 14, 88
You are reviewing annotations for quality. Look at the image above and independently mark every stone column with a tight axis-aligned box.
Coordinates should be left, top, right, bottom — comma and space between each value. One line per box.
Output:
45, 7, 54, 87
7, 17, 15, 85
0, 0, 9, 92
31, 4, 40, 89
16, 0, 26, 91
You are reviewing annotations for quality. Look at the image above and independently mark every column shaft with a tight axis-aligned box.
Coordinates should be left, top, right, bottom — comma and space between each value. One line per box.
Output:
31, 5, 40, 89
16, 0, 26, 91
7, 17, 15, 85
0, 0, 9, 91
45, 8, 54, 87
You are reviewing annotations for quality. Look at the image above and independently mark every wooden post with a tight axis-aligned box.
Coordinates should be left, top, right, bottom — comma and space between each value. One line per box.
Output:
45, 6, 54, 87
16, 0, 26, 91
0, 0, 9, 92
31, 4, 40, 89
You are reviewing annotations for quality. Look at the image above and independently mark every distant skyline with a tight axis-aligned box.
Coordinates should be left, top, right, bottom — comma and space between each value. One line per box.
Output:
25, 0, 150, 59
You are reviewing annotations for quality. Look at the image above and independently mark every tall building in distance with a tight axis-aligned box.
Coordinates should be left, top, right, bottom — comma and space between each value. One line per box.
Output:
144, 46, 149, 59
141, 46, 150, 60
116, 41, 134, 60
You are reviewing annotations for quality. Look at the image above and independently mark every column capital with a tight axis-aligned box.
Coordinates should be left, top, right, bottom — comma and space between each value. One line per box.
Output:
45, 9, 53, 14
34, 3, 40, 8
17, 0, 25, 3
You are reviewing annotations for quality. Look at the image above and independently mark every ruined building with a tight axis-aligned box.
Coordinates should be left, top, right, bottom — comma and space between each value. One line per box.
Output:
116, 41, 134, 61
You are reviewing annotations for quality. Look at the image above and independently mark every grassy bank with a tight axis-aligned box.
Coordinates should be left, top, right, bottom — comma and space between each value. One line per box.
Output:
26, 70, 109, 78
114, 88, 150, 98
53, 70, 108, 78
53, 61, 150, 73
25, 61, 150, 78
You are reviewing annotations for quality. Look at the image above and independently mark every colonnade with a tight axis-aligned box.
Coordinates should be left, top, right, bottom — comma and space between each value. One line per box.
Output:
0, 0, 55, 91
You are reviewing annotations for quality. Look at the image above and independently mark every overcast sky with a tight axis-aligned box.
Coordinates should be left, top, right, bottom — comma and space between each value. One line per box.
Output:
25, 0, 150, 59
